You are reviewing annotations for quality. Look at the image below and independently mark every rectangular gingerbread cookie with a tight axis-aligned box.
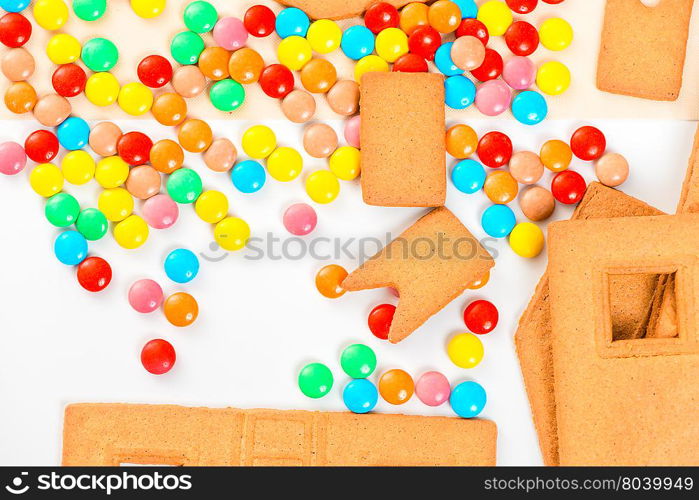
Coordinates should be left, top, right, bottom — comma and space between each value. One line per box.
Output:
360, 72, 446, 207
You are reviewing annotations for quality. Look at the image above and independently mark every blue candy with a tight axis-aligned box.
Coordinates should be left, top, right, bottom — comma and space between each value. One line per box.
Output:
481, 204, 516, 238
0, 0, 30, 12
341, 25, 375, 60
445, 75, 476, 109
164, 248, 200, 284
343, 379, 378, 414
511, 90, 548, 125
56, 117, 90, 150
231, 160, 266, 194
54, 230, 88, 266
451, 159, 486, 194
435, 42, 462, 76
451, 0, 478, 18
275, 7, 310, 38
450, 381, 487, 418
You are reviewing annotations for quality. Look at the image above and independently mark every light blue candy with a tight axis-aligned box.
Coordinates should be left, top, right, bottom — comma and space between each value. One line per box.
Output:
435, 42, 462, 76
231, 160, 266, 194
0, 0, 30, 12
481, 204, 516, 238
450, 381, 487, 418
451, 159, 486, 194
56, 117, 90, 150
445, 75, 476, 109
451, 0, 478, 19
343, 379, 378, 414
54, 230, 88, 266
164, 248, 200, 284
341, 25, 375, 60
512, 90, 548, 125
275, 7, 310, 38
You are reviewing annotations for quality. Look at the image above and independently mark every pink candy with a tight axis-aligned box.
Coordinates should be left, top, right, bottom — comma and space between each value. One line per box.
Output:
0, 141, 27, 175
212, 17, 248, 51
415, 371, 451, 406
475, 80, 512, 116
344, 115, 360, 149
142, 194, 179, 229
283, 203, 317, 236
502, 56, 535, 90
128, 279, 164, 314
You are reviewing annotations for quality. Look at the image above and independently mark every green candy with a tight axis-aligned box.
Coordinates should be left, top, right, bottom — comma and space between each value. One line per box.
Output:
183, 1, 218, 33
170, 31, 205, 65
76, 208, 108, 241
167, 168, 202, 204
45, 193, 80, 228
81, 38, 119, 71
340, 344, 377, 378
209, 79, 245, 112
72, 0, 107, 21
298, 363, 333, 399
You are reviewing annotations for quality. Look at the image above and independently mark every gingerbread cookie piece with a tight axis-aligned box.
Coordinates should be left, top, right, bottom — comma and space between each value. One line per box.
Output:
276, 1, 423, 20
342, 207, 494, 343
360, 72, 446, 207
596, 0, 695, 101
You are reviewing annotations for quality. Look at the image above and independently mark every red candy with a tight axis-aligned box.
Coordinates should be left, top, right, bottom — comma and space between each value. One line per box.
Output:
408, 26, 441, 61
137, 55, 173, 88
24, 130, 59, 163
364, 2, 399, 34
477, 131, 513, 168
259, 64, 294, 98
77, 256, 112, 292
455, 18, 489, 46
570, 126, 606, 161
117, 131, 153, 166
141, 339, 176, 375
244, 4, 276, 37
463, 299, 498, 335
551, 170, 586, 204
542, 0, 564, 3
368, 303, 396, 340
0, 13, 31, 48
504, 21, 539, 56
506, 0, 538, 13
471, 48, 503, 81
392, 53, 428, 72
52, 64, 87, 97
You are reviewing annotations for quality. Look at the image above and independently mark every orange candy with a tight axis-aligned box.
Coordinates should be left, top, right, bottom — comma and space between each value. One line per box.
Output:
428, 0, 461, 34
400, 2, 429, 35
468, 270, 490, 290
484, 170, 518, 204
446, 124, 478, 159
228, 47, 264, 84
540, 139, 572, 173
178, 119, 213, 153
151, 92, 187, 126
198, 46, 230, 81
379, 369, 414, 405
164, 292, 199, 327
315, 264, 348, 298
5, 81, 37, 113
300, 58, 337, 94
150, 139, 184, 174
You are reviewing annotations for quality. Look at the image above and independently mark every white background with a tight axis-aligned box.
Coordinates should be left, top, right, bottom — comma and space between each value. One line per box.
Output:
0, 117, 696, 465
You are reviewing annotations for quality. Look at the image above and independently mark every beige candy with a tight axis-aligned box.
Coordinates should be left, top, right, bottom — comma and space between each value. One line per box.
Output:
509, 151, 544, 185
2, 48, 35, 82
519, 185, 555, 222
172, 66, 206, 98
125, 165, 161, 200
327, 80, 359, 116
204, 138, 237, 172
595, 153, 629, 187
281, 89, 316, 123
33, 94, 71, 127
451, 36, 485, 71
303, 123, 338, 158
89, 122, 122, 157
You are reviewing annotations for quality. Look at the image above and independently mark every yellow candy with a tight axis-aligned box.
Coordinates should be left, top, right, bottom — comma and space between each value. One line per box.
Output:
61, 150, 95, 185
30, 163, 63, 197
33, 0, 69, 31
118, 82, 153, 116
130, 0, 166, 18
447, 333, 484, 369
328, 146, 360, 181
214, 216, 250, 251
95, 156, 129, 188
195, 190, 229, 224
536, 61, 571, 96
305, 169, 340, 204
114, 215, 149, 249
46, 34, 81, 64
477, 0, 513, 36
354, 55, 389, 83
375, 27, 408, 63
241, 125, 276, 159
98, 188, 134, 222
306, 19, 342, 54
267, 147, 303, 181
539, 18, 573, 51
509, 222, 545, 258
277, 36, 312, 71
85, 72, 120, 107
